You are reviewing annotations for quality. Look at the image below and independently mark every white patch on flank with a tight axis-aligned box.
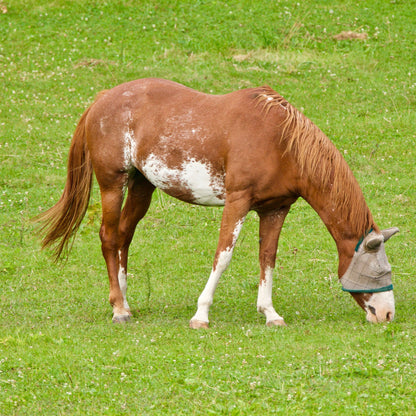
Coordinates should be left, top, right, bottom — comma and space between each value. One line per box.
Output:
190, 218, 246, 324
141, 153, 225, 205
118, 250, 130, 311
123, 129, 137, 170
122, 90, 134, 97
257, 266, 284, 324
364, 290, 395, 323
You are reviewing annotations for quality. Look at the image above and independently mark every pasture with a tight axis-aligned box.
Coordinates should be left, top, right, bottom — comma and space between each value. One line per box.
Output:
1, 0, 415, 414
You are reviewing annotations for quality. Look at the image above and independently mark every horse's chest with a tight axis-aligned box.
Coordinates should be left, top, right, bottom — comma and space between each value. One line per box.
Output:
140, 153, 226, 206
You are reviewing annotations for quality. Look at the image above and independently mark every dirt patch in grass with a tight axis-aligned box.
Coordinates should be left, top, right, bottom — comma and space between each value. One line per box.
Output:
333, 31, 368, 41
74, 58, 117, 68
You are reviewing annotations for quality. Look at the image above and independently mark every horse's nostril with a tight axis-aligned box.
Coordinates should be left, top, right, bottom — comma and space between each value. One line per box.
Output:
386, 312, 393, 321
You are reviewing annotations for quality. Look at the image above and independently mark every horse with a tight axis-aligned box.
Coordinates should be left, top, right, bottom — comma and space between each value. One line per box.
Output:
36, 78, 399, 327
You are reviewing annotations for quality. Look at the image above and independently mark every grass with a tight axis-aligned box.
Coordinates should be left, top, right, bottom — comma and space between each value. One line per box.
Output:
1, 0, 415, 414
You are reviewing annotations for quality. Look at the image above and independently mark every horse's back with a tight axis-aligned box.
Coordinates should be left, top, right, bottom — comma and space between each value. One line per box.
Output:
85, 79, 230, 205
84, 79, 286, 206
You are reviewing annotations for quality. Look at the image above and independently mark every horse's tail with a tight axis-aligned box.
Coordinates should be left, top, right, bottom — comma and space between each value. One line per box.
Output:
35, 104, 95, 261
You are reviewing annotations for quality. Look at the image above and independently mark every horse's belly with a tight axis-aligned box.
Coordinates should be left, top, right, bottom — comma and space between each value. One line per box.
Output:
140, 153, 226, 206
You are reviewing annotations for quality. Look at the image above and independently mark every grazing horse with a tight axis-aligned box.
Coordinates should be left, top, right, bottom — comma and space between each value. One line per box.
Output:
37, 78, 399, 326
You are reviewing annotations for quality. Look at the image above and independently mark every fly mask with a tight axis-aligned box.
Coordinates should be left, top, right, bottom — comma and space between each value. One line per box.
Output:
340, 227, 399, 293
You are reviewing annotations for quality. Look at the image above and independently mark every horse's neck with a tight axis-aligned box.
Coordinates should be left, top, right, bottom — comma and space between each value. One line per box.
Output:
299, 179, 372, 277
270, 100, 374, 276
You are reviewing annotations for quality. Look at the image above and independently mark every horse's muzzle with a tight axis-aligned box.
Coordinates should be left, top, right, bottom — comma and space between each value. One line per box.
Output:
364, 290, 395, 323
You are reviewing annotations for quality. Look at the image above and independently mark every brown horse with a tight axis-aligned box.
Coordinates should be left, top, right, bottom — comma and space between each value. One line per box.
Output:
36, 78, 399, 327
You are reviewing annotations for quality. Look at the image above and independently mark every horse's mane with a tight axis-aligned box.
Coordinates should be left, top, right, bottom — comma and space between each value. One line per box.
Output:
255, 86, 375, 237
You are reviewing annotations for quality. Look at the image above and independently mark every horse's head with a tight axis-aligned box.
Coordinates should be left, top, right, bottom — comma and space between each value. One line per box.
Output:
340, 227, 399, 323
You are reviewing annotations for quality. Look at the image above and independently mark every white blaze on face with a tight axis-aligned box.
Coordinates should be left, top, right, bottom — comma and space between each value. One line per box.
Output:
141, 153, 225, 206
364, 290, 395, 323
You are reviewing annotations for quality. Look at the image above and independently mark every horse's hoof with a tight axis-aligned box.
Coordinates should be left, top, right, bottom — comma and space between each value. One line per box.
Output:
112, 314, 131, 324
189, 319, 209, 329
266, 318, 287, 327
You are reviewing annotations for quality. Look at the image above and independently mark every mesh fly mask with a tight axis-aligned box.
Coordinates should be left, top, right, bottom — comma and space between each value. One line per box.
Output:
340, 228, 399, 293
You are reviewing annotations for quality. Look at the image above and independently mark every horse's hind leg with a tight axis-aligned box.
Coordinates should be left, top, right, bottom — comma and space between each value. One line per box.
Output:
117, 172, 155, 318
99, 177, 129, 323
99, 171, 154, 323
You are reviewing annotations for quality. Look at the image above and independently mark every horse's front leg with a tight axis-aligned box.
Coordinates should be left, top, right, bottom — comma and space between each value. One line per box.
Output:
257, 208, 290, 327
189, 194, 250, 329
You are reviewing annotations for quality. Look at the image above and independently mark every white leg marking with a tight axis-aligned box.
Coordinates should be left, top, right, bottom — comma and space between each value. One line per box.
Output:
118, 250, 130, 311
191, 248, 233, 323
190, 218, 245, 325
257, 266, 285, 325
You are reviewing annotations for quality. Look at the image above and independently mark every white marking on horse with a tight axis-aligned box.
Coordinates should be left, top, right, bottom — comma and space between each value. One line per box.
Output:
117, 250, 130, 311
99, 116, 111, 135
123, 129, 137, 170
232, 218, 244, 245
364, 291, 395, 323
141, 154, 225, 205
261, 93, 287, 110
190, 218, 246, 324
257, 266, 285, 324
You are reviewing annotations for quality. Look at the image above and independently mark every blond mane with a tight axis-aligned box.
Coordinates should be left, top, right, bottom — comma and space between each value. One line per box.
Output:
255, 86, 375, 237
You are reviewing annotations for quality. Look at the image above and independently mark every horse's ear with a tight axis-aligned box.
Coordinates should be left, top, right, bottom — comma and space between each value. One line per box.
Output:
381, 227, 399, 242
364, 233, 383, 250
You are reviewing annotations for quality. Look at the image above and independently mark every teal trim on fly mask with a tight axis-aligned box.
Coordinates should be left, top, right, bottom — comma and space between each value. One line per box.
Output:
340, 228, 398, 294
342, 284, 393, 293
354, 228, 373, 252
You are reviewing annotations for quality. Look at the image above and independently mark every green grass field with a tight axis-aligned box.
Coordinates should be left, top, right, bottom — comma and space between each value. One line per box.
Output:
1, 0, 415, 414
